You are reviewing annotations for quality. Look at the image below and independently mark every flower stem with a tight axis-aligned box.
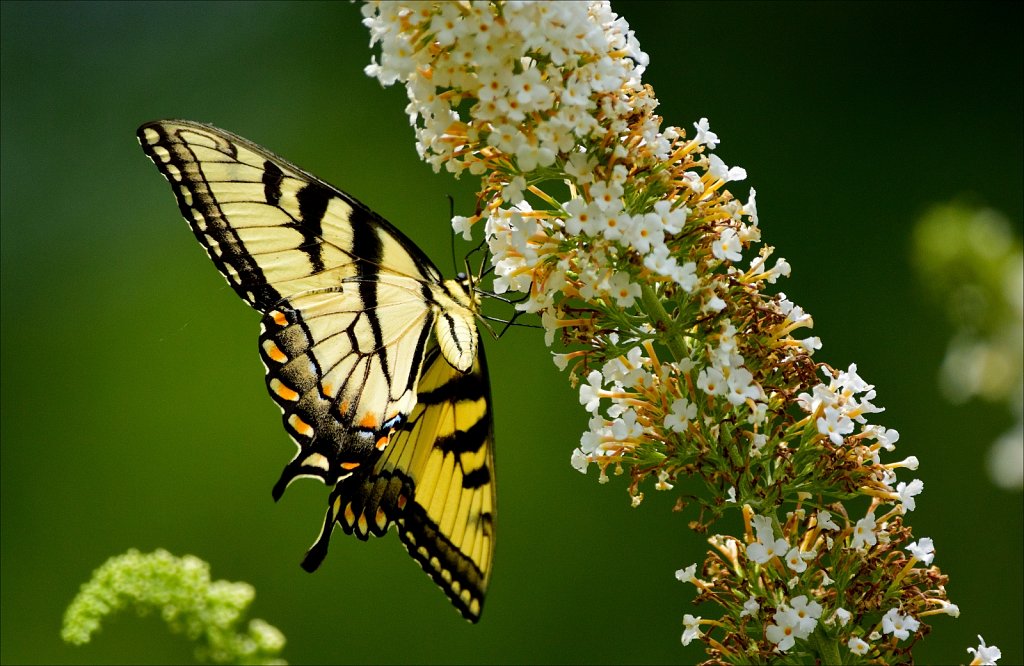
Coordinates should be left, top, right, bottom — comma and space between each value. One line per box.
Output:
640, 282, 686, 361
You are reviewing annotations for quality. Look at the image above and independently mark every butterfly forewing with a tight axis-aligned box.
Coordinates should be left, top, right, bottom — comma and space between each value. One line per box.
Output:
138, 120, 495, 621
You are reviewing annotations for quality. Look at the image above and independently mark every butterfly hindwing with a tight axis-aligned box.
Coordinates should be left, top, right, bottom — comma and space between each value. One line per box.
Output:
305, 338, 496, 622
138, 120, 495, 621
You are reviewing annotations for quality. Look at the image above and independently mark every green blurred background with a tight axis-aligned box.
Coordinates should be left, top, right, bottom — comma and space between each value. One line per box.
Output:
2, 2, 1021, 663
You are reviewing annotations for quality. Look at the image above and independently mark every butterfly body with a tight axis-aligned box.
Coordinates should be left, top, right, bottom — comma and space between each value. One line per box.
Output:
138, 120, 495, 622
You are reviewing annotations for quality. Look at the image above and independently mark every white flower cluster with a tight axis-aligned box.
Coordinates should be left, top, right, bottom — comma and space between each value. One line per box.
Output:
364, 4, 962, 660
798, 363, 926, 516
799, 363, 884, 446
363, 1, 770, 333
745, 514, 819, 573
571, 343, 683, 478
723, 508, 953, 655
570, 310, 804, 477
363, 3, 800, 480
729, 508, 937, 651
364, 1, 651, 175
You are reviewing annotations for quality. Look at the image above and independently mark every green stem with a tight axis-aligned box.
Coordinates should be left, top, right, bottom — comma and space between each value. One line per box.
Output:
640, 282, 687, 360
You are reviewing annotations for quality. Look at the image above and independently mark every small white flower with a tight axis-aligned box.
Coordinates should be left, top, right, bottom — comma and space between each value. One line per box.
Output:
789, 595, 823, 637
579, 370, 604, 413
692, 117, 719, 148
898, 455, 920, 470
750, 432, 768, 455
907, 537, 935, 565
743, 188, 759, 225
664, 397, 697, 433
746, 537, 789, 565
765, 257, 791, 283
610, 408, 643, 441
868, 426, 901, 450
590, 179, 624, 210
570, 448, 589, 474
451, 215, 474, 241
703, 291, 727, 313
681, 614, 703, 646
726, 367, 760, 406
626, 212, 664, 254
606, 271, 641, 307
680, 170, 704, 194
563, 197, 601, 236
784, 546, 815, 573
653, 198, 688, 234
673, 261, 699, 292
579, 417, 605, 455
851, 511, 878, 551
750, 514, 776, 543
696, 367, 727, 397
834, 607, 852, 626
740, 596, 760, 618
565, 151, 597, 184
766, 607, 800, 652
675, 563, 697, 583
881, 608, 920, 641
708, 154, 747, 182
816, 510, 841, 531
817, 406, 854, 445
967, 635, 1002, 665
848, 636, 870, 656
711, 227, 743, 262
597, 207, 630, 242
800, 336, 822, 354
896, 479, 924, 513
501, 175, 527, 204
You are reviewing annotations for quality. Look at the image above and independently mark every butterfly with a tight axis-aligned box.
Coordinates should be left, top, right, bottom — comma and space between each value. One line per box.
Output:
137, 120, 495, 622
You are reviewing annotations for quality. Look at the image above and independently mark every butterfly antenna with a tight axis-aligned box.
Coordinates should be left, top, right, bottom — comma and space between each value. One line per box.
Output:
485, 310, 542, 337
447, 194, 458, 277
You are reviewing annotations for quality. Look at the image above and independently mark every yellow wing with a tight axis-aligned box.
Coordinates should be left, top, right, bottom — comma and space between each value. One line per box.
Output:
304, 338, 496, 622
137, 120, 494, 621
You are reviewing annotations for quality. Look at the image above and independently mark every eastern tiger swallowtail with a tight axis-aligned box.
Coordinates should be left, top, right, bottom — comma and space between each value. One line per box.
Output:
137, 120, 495, 622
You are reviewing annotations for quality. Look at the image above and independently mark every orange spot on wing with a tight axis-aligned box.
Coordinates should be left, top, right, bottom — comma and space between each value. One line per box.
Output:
397, 494, 407, 511
271, 310, 288, 326
321, 383, 334, 397
262, 340, 287, 363
288, 414, 314, 437
375, 435, 390, 451
359, 413, 378, 429
340, 461, 360, 470
339, 400, 350, 415
271, 379, 298, 401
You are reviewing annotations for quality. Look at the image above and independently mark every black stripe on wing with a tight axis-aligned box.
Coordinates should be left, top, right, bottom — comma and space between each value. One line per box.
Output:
139, 123, 282, 308
300, 343, 496, 622
137, 120, 446, 313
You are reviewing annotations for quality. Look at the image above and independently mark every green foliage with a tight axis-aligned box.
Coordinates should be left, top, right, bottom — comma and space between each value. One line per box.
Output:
62, 549, 286, 665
